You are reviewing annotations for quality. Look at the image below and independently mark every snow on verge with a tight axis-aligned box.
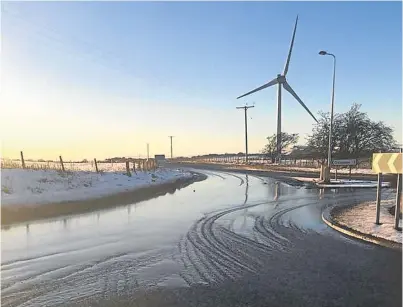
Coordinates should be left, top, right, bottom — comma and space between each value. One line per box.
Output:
316, 179, 390, 188
1, 168, 194, 207
334, 199, 402, 244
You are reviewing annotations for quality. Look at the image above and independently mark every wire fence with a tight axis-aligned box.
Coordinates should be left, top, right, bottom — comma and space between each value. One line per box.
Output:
1, 151, 158, 174
178, 155, 372, 169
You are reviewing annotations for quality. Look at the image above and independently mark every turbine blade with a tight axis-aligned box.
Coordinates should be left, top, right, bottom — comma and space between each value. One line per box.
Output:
283, 15, 298, 76
283, 81, 318, 122
237, 78, 278, 99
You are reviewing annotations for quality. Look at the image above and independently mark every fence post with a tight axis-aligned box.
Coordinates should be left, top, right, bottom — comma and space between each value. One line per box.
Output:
375, 173, 382, 225
20, 151, 26, 169
94, 158, 99, 173
126, 161, 131, 177
59, 156, 65, 172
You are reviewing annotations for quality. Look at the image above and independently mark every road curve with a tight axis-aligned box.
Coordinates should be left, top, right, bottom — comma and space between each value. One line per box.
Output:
1, 168, 401, 307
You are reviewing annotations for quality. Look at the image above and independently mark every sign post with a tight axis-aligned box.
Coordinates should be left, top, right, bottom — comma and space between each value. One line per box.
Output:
394, 174, 402, 230
372, 152, 403, 228
375, 173, 382, 225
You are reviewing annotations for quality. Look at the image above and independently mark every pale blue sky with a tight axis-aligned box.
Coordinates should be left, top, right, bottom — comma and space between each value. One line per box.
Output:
2, 1, 402, 160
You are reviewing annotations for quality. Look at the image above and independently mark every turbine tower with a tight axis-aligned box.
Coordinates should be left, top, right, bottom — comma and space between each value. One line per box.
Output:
236, 16, 318, 162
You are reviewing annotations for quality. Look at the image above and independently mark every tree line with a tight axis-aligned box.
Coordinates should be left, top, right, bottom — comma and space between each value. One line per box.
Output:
262, 103, 399, 163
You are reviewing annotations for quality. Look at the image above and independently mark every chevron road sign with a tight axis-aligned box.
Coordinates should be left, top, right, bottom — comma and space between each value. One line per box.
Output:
372, 153, 402, 174
372, 152, 402, 230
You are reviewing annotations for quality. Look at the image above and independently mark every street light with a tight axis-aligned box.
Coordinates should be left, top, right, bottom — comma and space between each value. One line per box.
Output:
319, 50, 336, 172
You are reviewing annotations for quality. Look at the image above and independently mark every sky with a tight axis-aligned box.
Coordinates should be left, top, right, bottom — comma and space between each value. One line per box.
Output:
1, 1, 402, 160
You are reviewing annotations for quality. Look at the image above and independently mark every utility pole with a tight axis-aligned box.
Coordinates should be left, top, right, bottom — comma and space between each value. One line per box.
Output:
168, 136, 174, 159
236, 105, 254, 164
146, 143, 150, 160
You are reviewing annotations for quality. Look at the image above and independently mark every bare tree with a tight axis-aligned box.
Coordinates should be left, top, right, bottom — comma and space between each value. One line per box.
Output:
307, 103, 397, 161
262, 132, 299, 163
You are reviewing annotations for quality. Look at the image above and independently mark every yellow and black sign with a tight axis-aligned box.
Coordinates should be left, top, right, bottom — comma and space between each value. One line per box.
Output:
372, 153, 402, 174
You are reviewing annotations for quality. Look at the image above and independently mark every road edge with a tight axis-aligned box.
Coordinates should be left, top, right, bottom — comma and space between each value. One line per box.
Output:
322, 205, 402, 250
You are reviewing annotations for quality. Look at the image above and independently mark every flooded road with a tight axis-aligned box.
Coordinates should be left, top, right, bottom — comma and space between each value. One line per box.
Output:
1, 169, 401, 307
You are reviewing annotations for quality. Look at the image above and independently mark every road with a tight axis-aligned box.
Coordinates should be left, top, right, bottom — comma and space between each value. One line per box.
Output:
1, 167, 401, 307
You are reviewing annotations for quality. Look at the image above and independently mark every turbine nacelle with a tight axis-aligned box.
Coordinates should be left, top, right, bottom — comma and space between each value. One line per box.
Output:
276, 74, 286, 84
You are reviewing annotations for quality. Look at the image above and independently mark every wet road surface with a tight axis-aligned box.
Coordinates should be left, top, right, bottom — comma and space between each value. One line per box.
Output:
1, 169, 401, 307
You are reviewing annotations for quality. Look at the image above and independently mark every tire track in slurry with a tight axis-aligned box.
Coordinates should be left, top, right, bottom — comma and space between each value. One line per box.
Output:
247, 174, 267, 183
179, 199, 289, 284
185, 220, 237, 283
260, 190, 379, 245
2, 248, 174, 307
178, 189, 380, 285
201, 213, 258, 273
253, 215, 291, 251
218, 226, 271, 254
187, 225, 231, 283
179, 203, 266, 284
187, 215, 253, 281
218, 172, 245, 186
1, 249, 136, 297
199, 170, 226, 180
176, 237, 199, 286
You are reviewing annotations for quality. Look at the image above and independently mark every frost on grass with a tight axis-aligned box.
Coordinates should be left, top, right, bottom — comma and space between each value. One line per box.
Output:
334, 195, 402, 244
1, 168, 193, 207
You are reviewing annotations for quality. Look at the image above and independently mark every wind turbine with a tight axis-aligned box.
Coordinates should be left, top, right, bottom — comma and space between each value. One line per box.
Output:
236, 16, 318, 162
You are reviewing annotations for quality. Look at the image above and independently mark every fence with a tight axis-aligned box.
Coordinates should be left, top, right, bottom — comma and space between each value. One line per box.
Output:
1, 151, 158, 176
178, 155, 372, 169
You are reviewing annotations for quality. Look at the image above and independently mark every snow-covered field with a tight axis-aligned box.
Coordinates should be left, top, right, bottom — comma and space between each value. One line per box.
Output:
1, 168, 193, 207
334, 198, 402, 243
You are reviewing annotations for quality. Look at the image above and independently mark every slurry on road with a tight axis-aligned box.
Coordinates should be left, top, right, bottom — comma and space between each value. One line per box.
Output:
1, 168, 401, 307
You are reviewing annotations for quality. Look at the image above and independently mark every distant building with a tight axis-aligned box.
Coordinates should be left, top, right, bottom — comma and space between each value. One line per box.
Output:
154, 154, 166, 162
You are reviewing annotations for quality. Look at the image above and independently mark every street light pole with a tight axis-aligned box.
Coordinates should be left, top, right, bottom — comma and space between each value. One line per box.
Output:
236, 105, 254, 164
319, 51, 336, 170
